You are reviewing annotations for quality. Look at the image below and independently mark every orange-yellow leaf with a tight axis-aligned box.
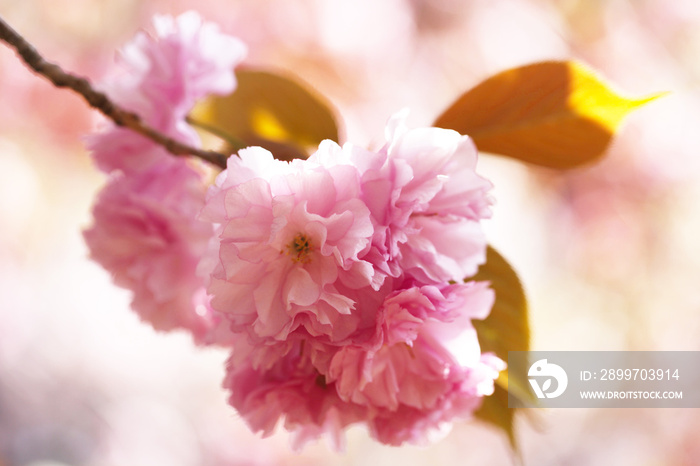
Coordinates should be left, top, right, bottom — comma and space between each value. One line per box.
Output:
435, 61, 661, 169
189, 69, 339, 160
472, 246, 533, 447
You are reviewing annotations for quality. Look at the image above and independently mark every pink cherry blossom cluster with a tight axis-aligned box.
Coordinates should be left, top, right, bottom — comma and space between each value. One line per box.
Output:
84, 12, 504, 448
84, 11, 246, 343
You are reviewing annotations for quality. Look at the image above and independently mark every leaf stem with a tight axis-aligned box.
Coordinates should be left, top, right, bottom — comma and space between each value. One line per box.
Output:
186, 116, 248, 153
0, 15, 229, 169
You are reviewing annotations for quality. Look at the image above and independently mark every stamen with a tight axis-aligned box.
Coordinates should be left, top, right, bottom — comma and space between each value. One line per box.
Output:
285, 233, 313, 263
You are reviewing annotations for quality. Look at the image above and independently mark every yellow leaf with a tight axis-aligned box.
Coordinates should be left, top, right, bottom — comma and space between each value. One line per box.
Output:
435, 61, 661, 169
189, 69, 340, 160
472, 246, 533, 447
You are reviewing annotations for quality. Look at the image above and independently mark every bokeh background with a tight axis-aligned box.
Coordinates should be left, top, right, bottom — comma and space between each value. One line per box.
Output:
1, 0, 699, 464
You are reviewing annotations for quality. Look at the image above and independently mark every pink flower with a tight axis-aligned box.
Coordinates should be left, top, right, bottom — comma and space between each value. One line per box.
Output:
368, 352, 504, 446
359, 112, 494, 284
115, 11, 247, 121
200, 115, 502, 446
200, 146, 379, 351
84, 11, 248, 344
89, 11, 247, 174
224, 344, 367, 452
84, 10, 503, 448
87, 127, 173, 176
326, 281, 502, 444
83, 160, 222, 342
224, 281, 502, 447
300, 118, 493, 285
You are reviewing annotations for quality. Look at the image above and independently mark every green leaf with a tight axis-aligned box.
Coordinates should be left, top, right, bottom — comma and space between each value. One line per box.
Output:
189, 69, 340, 160
472, 246, 532, 447
435, 61, 661, 169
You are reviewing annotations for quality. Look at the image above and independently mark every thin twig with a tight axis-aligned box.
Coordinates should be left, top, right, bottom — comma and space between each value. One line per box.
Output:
0, 15, 229, 169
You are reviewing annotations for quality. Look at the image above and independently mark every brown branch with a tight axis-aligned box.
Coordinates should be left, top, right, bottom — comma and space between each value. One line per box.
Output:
0, 15, 229, 169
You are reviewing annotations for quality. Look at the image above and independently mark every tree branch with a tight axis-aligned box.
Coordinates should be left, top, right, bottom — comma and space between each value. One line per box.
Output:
0, 15, 229, 169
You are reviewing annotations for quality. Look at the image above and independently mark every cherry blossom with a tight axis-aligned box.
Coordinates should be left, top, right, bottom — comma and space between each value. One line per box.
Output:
84, 160, 218, 341
84, 12, 245, 342
88, 11, 247, 174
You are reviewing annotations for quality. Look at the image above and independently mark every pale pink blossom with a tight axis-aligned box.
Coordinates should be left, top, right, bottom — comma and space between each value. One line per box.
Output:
224, 281, 502, 447
84, 160, 220, 342
114, 11, 247, 120
307, 113, 493, 283
199, 116, 494, 352
84, 11, 247, 343
363, 112, 493, 283
368, 352, 504, 446
224, 344, 367, 451
326, 281, 501, 442
84, 9, 503, 448
200, 146, 379, 349
89, 11, 247, 174
201, 115, 502, 445
87, 127, 173, 176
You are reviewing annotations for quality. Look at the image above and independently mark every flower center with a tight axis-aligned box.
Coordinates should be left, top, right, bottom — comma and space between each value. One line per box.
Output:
286, 233, 313, 263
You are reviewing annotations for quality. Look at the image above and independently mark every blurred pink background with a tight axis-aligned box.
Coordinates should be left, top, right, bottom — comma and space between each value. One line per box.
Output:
1, 0, 699, 464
